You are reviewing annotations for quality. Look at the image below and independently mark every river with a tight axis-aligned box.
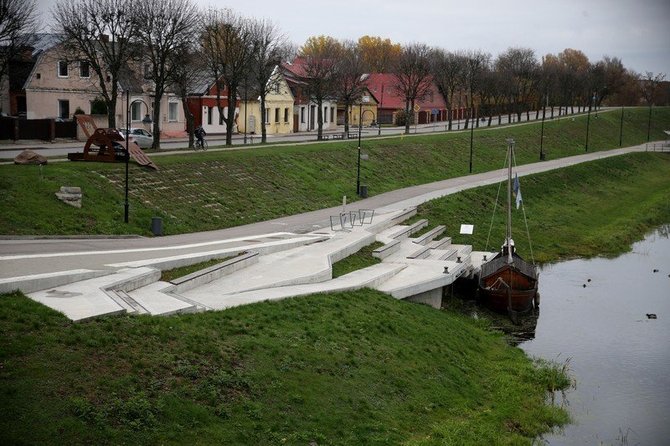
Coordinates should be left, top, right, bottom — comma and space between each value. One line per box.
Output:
520, 226, 670, 445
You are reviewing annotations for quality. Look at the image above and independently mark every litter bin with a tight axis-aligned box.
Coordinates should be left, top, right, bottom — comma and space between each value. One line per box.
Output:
359, 185, 368, 198
151, 217, 163, 236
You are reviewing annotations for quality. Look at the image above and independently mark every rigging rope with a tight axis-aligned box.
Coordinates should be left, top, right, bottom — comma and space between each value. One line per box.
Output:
511, 149, 535, 264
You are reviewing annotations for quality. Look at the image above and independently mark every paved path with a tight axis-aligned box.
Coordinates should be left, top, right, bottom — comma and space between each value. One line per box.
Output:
0, 142, 654, 281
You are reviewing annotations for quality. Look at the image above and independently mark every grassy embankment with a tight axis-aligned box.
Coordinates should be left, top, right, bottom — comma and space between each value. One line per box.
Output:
1, 107, 668, 236
0, 289, 570, 445
5, 111, 669, 444
412, 151, 670, 263
332, 151, 670, 279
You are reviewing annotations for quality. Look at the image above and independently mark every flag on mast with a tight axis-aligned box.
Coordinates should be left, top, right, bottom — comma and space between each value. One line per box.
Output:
513, 173, 522, 209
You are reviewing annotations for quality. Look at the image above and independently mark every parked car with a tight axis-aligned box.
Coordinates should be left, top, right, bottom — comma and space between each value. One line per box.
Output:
118, 128, 153, 148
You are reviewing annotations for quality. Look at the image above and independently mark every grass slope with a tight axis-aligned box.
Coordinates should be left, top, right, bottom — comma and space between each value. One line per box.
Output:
0, 289, 569, 445
412, 152, 670, 263
1, 107, 668, 236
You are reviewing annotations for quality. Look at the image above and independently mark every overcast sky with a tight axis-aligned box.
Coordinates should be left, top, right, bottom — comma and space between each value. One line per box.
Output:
36, 0, 670, 76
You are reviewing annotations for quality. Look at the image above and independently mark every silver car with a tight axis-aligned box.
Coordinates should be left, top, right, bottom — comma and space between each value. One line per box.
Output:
119, 128, 153, 148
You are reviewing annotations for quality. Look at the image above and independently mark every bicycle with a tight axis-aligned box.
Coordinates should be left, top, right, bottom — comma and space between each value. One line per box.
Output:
194, 138, 208, 151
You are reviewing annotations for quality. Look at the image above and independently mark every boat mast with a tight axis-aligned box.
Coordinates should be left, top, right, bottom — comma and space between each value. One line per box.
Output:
506, 138, 514, 264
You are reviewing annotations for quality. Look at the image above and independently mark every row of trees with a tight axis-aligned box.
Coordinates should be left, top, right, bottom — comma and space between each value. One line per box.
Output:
2, 0, 667, 147
50, 0, 294, 148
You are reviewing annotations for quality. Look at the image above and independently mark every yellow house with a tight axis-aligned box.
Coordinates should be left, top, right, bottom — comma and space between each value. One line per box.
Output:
238, 69, 294, 136
343, 88, 379, 127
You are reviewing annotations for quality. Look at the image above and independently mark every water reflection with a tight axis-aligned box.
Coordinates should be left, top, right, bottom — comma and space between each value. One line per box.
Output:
521, 226, 670, 445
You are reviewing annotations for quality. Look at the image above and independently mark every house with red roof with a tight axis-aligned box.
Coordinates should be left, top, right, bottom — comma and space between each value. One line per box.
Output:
185, 74, 241, 135
363, 73, 449, 125
280, 60, 338, 133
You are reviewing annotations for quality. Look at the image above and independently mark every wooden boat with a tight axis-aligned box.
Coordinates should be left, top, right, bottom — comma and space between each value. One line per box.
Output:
479, 139, 539, 315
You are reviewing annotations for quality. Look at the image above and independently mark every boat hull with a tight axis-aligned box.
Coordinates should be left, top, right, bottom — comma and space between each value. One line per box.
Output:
479, 262, 538, 313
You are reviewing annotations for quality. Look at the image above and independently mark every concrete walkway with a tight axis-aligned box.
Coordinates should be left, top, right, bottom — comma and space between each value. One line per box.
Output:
0, 141, 665, 321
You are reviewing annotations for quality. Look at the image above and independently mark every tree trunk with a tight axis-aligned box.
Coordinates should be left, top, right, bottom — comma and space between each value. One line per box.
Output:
224, 83, 238, 146
106, 97, 117, 128
404, 99, 411, 134
181, 100, 194, 148
260, 94, 267, 143
151, 91, 162, 151
343, 102, 350, 133
316, 98, 323, 140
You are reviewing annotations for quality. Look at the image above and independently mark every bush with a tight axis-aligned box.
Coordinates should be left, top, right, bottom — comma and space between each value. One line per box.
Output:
91, 98, 108, 115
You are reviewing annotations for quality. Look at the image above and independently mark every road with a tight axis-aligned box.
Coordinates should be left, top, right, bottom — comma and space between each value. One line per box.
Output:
0, 142, 649, 280
0, 107, 593, 160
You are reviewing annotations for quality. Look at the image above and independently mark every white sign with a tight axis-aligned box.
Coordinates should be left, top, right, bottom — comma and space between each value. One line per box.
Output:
460, 224, 474, 235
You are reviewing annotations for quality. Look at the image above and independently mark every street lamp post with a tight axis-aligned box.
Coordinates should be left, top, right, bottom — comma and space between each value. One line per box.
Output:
619, 105, 623, 147
125, 90, 130, 223
469, 108, 474, 173
585, 92, 595, 152
539, 96, 546, 160
356, 95, 370, 196
243, 77, 248, 145
646, 103, 653, 142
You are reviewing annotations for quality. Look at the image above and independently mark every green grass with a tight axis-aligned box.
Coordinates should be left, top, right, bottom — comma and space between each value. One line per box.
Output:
331, 241, 383, 278
1, 107, 668, 236
159, 255, 238, 283
412, 152, 670, 263
0, 289, 570, 445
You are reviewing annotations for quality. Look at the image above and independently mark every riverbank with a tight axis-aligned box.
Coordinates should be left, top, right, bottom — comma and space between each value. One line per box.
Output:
1, 107, 668, 236
0, 289, 570, 445
412, 152, 670, 263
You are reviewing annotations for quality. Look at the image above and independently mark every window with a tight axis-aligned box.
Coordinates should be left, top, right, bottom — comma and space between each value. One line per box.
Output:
264, 108, 270, 124
58, 100, 70, 119
331, 107, 335, 123
324, 107, 328, 123
284, 107, 289, 123
274, 108, 279, 123
58, 60, 68, 77
207, 106, 213, 125
131, 102, 141, 121
143, 64, 151, 79
300, 107, 305, 123
168, 102, 178, 122
79, 61, 90, 78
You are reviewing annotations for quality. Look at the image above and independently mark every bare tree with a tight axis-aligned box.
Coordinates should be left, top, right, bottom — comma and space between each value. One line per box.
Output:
248, 18, 292, 143
200, 8, 254, 146
134, 0, 198, 149
394, 43, 432, 134
430, 49, 465, 130
460, 50, 490, 129
0, 0, 37, 112
53, 0, 138, 127
298, 35, 342, 140
495, 47, 539, 121
334, 40, 367, 133
168, 43, 205, 148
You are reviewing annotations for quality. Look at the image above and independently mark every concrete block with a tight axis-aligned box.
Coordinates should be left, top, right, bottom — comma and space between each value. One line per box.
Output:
0, 269, 110, 294
372, 240, 401, 259
171, 252, 259, 293
412, 225, 446, 245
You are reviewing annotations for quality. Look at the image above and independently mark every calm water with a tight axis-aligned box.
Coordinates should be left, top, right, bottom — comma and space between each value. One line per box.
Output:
521, 227, 670, 445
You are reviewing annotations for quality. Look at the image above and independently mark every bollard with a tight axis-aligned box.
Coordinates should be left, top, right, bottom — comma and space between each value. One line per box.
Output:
151, 217, 163, 236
